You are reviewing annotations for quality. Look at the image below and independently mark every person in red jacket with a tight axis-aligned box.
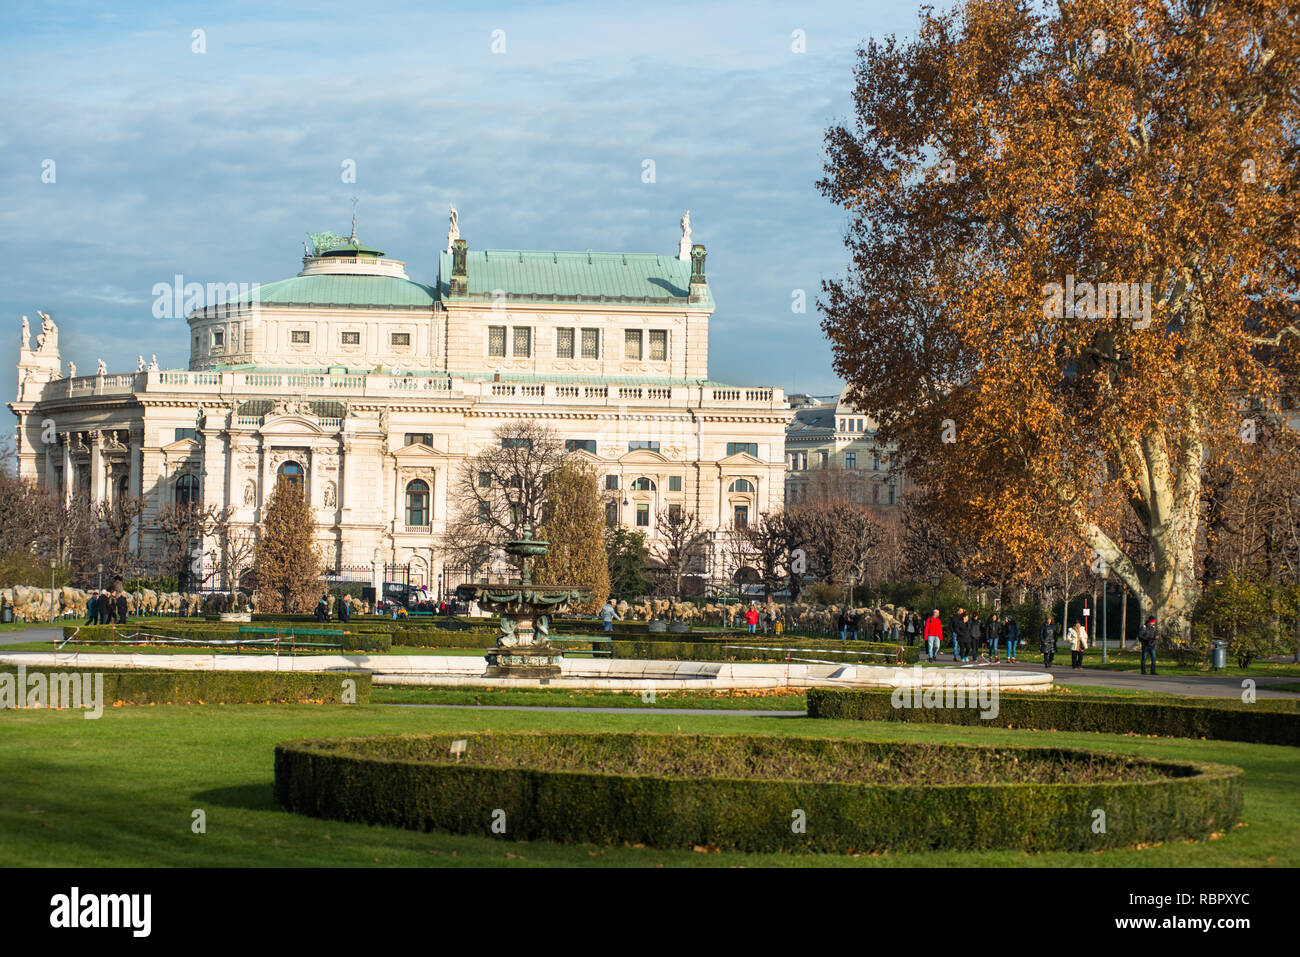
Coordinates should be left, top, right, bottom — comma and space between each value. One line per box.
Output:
744, 604, 760, 634
922, 608, 944, 662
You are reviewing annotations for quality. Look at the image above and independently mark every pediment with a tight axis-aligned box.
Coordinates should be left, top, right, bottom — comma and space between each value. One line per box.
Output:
260, 414, 325, 434
392, 438, 449, 459
619, 448, 670, 464
718, 451, 764, 468
161, 437, 201, 453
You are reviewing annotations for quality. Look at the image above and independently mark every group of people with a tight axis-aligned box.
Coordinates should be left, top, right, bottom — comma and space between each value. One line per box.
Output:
83, 584, 131, 625
314, 593, 353, 623
917, 607, 1023, 663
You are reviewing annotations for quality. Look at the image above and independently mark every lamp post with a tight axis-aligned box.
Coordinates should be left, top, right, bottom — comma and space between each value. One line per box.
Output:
97, 562, 104, 593
1100, 564, 1109, 664
50, 558, 57, 625
929, 572, 942, 615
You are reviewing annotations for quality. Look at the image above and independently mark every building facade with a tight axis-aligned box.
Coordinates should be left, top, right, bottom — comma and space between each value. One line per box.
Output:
784, 392, 904, 508
10, 213, 790, 595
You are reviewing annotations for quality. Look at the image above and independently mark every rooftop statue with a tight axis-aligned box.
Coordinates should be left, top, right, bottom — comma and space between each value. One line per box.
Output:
678, 210, 692, 261
20, 315, 30, 351
96, 358, 107, 377
148, 355, 158, 371
137, 355, 145, 372
447, 203, 460, 254
36, 311, 58, 353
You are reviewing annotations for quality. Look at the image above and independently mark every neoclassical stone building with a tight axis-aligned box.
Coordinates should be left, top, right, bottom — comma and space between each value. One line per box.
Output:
9, 213, 790, 594
784, 392, 906, 508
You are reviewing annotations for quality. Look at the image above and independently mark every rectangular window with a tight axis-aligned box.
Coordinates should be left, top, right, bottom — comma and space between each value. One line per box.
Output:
668, 475, 682, 491
290, 330, 310, 344
628, 440, 659, 452
175, 428, 197, 443
405, 433, 433, 447
845, 452, 857, 469
668, 503, 682, 523
478, 471, 492, 488
581, 328, 600, 359
636, 504, 650, 527
501, 437, 532, 450
477, 502, 490, 523
512, 326, 531, 357
605, 475, 619, 491
391, 332, 411, 347
565, 439, 596, 454
488, 326, 506, 357
726, 442, 758, 457
341, 331, 361, 345
819, 451, 829, 468
556, 328, 575, 359
734, 505, 749, 529
212, 330, 224, 347
888, 484, 896, 505
605, 499, 618, 526
649, 329, 668, 361
624, 329, 642, 360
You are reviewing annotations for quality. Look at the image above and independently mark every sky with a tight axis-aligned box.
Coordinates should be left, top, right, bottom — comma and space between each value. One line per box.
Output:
0, 0, 939, 420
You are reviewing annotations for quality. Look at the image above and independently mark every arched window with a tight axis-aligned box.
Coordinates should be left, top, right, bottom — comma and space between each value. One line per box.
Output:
277, 461, 303, 492
631, 477, 656, 491
728, 479, 755, 494
176, 473, 200, 507
405, 479, 430, 526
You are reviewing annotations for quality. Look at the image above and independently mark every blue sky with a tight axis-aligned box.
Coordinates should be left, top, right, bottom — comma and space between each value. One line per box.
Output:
1, 1, 934, 417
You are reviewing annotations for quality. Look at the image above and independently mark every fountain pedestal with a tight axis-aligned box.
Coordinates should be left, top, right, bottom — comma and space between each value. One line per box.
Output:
455, 527, 591, 679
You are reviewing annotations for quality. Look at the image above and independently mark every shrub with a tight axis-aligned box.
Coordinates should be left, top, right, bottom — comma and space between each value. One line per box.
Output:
610, 639, 919, 664
0, 665, 369, 706
806, 688, 1300, 746
274, 731, 1243, 853
60, 624, 390, 653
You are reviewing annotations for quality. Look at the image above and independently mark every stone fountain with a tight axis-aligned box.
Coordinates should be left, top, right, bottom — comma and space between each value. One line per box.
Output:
454, 526, 591, 678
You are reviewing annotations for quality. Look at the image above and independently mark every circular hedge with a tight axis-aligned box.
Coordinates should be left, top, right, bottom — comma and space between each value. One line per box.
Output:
273, 731, 1243, 853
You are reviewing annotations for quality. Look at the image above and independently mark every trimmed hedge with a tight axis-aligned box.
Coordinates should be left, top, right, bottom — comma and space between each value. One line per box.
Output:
1, 665, 370, 706
806, 688, 1300, 747
609, 639, 919, 664
61, 624, 391, 654
274, 731, 1243, 853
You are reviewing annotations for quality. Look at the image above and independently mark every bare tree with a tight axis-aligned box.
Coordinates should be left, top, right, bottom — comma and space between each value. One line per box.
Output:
651, 506, 710, 598
441, 421, 565, 578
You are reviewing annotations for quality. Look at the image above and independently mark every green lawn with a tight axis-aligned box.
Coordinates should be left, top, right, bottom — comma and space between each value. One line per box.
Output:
373, 685, 809, 709
0, 702, 1292, 867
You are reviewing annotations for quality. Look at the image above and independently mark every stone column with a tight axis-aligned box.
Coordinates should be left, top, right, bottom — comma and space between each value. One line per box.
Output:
61, 435, 72, 507
90, 431, 105, 502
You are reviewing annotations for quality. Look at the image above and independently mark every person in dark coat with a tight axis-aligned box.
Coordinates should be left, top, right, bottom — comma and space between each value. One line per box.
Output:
954, 610, 973, 662
1040, 615, 1057, 667
338, 594, 351, 623
853, 610, 868, 642
966, 614, 982, 662
98, 589, 113, 624
986, 613, 1002, 660
114, 588, 129, 625
85, 592, 98, 625
948, 607, 965, 660
314, 595, 330, 622
1004, 615, 1021, 661
837, 610, 850, 641
1138, 616, 1158, 675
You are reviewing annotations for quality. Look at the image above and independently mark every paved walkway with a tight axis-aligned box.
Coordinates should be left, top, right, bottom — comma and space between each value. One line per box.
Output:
386, 703, 801, 717
0, 627, 58, 646
939, 658, 1297, 698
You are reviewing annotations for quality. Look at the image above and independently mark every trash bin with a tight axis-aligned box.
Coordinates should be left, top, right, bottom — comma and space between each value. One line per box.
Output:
1211, 639, 1228, 670
0, 604, 12, 624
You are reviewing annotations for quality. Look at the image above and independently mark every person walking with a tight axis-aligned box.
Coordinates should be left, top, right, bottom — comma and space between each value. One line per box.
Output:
114, 585, 129, 626
338, 593, 352, 623
986, 613, 1001, 660
837, 609, 850, 642
967, 613, 982, 662
1004, 615, 1020, 662
1067, 619, 1089, 669
905, 611, 918, 646
1138, 616, 1159, 675
84, 591, 98, 625
922, 608, 943, 661
949, 607, 965, 660
599, 597, 619, 634
853, 609, 868, 642
1040, 615, 1057, 668
98, 589, 113, 625
315, 594, 330, 622
745, 604, 759, 635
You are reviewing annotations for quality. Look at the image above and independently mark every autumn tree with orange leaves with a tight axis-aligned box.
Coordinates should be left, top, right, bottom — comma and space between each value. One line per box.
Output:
819, 0, 1299, 646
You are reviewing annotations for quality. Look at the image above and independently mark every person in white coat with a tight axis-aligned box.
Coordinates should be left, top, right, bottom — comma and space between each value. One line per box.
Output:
1067, 619, 1089, 670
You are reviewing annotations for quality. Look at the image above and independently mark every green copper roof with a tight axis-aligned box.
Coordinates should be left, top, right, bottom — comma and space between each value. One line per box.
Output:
243, 275, 438, 309
319, 242, 385, 257
438, 249, 712, 308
